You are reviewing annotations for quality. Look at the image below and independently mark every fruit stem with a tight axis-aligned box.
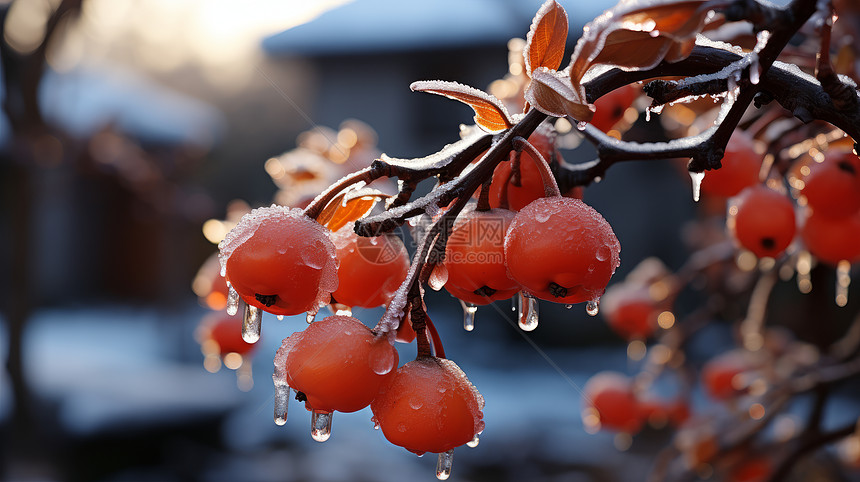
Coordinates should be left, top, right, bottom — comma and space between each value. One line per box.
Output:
475, 178, 493, 212
512, 136, 561, 197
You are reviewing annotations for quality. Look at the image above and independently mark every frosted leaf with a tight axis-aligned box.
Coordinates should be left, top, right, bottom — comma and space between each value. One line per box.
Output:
411, 80, 512, 132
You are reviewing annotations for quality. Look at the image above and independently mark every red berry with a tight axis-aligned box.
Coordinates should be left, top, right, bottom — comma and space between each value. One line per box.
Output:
200, 314, 257, 356
582, 371, 643, 433
488, 130, 555, 211
590, 84, 639, 133
444, 206, 520, 305
801, 208, 860, 265
600, 285, 660, 340
331, 226, 410, 309
701, 131, 763, 198
729, 457, 772, 482
279, 315, 398, 413
220, 206, 338, 316
504, 197, 620, 305
371, 357, 484, 455
701, 350, 758, 400
728, 185, 796, 258
799, 148, 860, 219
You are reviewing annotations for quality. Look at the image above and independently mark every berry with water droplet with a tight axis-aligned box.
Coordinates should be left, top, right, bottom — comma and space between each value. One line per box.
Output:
728, 185, 796, 259
219, 206, 338, 316
330, 226, 410, 308
444, 206, 520, 305
505, 197, 620, 305
280, 315, 398, 413
371, 357, 485, 455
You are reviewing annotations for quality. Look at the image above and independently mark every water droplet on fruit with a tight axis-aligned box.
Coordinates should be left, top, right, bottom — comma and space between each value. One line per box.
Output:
371, 415, 380, 430
436, 450, 454, 480
227, 283, 240, 316
460, 300, 478, 331
429, 264, 449, 291
242, 304, 261, 343
586, 299, 600, 316
596, 246, 611, 261
369, 340, 396, 375
273, 379, 289, 426
517, 293, 539, 331
306, 311, 316, 324
690, 171, 705, 202
311, 410, 333, 442
467, 435, 480, 448
276, 314, 284, 321
535, 210, 551, 223
398, 422, 407, 433
409, 396, 424, 410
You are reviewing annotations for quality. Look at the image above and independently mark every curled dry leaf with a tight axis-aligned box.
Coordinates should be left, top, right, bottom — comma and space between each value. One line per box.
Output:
317, 189, 390, 232
524, 0, 569, 76
569, 0, 713, 83
410, 80, 513, 133
525, 67, 595, 122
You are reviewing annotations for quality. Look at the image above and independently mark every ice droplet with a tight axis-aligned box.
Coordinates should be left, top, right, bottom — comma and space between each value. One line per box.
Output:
242, 304, 261, 343
565, 304, 573, 309
311, 410, 333, 442
596, 245, 611, 261
429, 264, 449, 291
586, 299, 600, 316
371, 415, 380, 430
576, 121, 588, 131
227, 283, 240, 316
335, 306, 353, 316
467, 435, 480, 448
460, 300, 477, 331
273, 379, 289, 426
369, 340, 396, 375
306, 311, 316, 324
836, 260, 851, 307
689, 171, 705, 202
517, 293, 539, 331
436, 450, 454, 480
276, 314, 284, 321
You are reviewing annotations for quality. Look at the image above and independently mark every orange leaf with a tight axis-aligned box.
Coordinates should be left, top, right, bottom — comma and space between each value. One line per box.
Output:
317, 190, 390, 232
411, 80, 513, 132
524, 0, 569, 76
569, 0, 712, 81
525, 67, 594, 122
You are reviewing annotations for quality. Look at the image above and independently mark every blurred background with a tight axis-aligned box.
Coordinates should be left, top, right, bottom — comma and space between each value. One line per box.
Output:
3, 0, 855, 481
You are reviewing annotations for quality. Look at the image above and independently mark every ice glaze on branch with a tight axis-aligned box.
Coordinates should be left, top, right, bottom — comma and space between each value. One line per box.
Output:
556, 0, 857, 189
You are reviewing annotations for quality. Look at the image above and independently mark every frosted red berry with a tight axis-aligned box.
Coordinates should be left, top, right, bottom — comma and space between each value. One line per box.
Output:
371, 357, 485, 455
277, 315, 398, 413
701, 131, 763, 198
799, 148, 860, 219
330, 226, 410, 309
505, 197, 620, 305
801, 208, 860, 265
219, 206, 338, 316
444, 206, 520, 305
